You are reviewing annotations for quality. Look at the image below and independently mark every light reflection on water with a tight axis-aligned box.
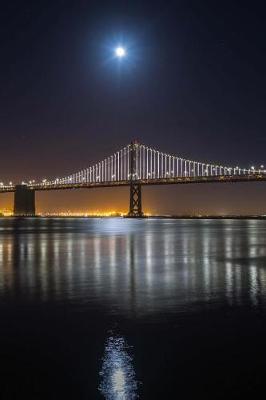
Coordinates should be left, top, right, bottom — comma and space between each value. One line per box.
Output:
99, 335, 138, 399
1, 218, 266, 398
0, 218, 266, 312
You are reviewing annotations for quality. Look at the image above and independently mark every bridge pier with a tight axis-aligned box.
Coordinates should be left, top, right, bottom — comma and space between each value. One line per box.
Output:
128, 183, 143, 217
126, 140, 144, 217
14, 185, 35, 216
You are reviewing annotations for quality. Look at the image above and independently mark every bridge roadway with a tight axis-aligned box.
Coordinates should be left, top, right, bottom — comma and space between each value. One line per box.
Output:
1, 173, 266, 194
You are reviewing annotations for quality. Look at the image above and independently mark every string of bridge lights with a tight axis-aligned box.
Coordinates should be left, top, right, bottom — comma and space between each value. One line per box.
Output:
43, 144, 265, 186
0, 143, 265, 188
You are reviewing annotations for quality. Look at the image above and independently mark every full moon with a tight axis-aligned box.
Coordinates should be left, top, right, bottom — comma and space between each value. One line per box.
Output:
115, 47, 126, 58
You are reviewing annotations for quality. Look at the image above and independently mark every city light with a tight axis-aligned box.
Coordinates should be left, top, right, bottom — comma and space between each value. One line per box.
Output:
37, 210, 127, 218
0, 208, 12, 216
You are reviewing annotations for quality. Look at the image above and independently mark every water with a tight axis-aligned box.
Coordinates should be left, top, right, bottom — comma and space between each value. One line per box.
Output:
0, 217, 266, 399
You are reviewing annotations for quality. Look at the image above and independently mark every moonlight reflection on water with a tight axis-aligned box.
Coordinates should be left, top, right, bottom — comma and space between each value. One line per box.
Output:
99, 335, 138, 399
1, 218, 266, 398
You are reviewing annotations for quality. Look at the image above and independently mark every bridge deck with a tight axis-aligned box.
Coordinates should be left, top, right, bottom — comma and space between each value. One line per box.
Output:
1, 174, 266, 193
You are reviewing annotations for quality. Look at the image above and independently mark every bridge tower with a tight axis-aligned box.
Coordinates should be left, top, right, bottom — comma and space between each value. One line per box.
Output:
14, 185, 35, 216
128, 141, 143, 217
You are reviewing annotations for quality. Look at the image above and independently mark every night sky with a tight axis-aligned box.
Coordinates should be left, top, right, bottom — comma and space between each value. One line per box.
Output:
1, 1, 266, 214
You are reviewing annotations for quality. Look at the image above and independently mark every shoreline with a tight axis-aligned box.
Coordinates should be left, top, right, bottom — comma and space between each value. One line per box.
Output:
1, 215, 266, 220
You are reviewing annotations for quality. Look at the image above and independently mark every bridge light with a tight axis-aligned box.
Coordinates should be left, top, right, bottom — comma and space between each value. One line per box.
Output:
260, 165, 264, 169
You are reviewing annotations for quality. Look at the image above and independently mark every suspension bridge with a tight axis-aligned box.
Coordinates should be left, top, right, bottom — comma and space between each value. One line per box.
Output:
0, 141, 265, 216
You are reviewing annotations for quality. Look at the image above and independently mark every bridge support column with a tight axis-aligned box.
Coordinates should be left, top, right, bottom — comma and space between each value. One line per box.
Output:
127, 140, 144, 217
128, 183, 143, 217
14, 185, 35, 216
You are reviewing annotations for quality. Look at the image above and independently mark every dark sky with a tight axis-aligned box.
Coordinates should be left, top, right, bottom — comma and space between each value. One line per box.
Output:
1, 0, 266, 214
